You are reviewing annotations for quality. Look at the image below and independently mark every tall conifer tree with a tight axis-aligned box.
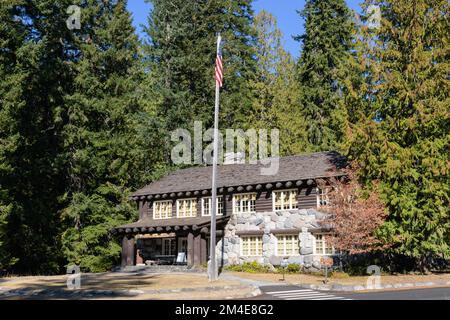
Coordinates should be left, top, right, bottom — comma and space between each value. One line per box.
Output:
0, 0, 165, 274
0, 0, 73, 273
250, 11, 308, 155
144, 0, 256, 140
295, 0, 355, 152
348, 0, 450, 270
59, 0, 159, 272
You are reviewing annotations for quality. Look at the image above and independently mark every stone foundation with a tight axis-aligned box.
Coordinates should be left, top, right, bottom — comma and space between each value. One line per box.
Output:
215, 209, 331, 272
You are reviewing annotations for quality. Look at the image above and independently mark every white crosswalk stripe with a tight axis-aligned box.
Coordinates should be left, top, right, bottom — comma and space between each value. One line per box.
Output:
266, 289, 314, 294
265, 288, 352, 301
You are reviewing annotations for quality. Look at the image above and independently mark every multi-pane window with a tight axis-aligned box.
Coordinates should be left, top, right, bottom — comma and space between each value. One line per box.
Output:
233, 193, 256, 214
314, 234, 334, 255
273, 189, 298, 211
276, 235, 300, 256
162, 238, 176, 256
241, 236, 263, 256
201, 197, 223, 216
153, 201, 172, 219
317, 188, 330, 207
176, 199, 198, 218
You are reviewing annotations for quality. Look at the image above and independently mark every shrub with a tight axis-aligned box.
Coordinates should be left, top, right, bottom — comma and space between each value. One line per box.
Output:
286, 263, 301, 273
224, 261, 271, 273
274, 263, 302, 274
225, 265, 243, 272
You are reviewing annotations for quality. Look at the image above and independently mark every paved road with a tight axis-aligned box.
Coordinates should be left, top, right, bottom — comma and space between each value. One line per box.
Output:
261, 286, 352, 300
250, 285, 450, 300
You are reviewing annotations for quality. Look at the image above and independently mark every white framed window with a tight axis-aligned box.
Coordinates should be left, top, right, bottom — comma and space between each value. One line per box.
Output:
241, 236, 263, 256
276, 234, 300, 256
153, 201, 172, 220
317, 188, 330, 207
273, 189, 298, 211
201, 196, 223, 216
233, 193, 256, 214
162, 238, 176, 256
313, 234, 335, 255
176, 198, 197, 218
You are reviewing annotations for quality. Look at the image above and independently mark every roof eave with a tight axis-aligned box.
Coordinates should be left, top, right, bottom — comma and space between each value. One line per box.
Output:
129, 172, 346, 199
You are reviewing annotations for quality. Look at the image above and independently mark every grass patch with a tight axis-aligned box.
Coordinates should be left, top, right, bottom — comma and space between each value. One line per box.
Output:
330, 271, 351, 279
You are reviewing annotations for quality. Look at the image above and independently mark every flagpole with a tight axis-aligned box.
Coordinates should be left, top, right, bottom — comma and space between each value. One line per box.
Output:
209, 33, 221, 282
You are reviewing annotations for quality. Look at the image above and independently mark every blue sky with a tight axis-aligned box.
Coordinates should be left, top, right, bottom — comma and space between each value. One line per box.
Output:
126, 0, 362, 57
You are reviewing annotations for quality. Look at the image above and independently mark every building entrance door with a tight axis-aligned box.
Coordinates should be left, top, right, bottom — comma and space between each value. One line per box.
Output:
178, 237, 188, 252
177, 237, 188, 263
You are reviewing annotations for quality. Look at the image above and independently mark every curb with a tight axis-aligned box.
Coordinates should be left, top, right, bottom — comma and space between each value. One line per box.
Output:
245, 287, 263, 299
295, 281, 450, 292
222, 286, 262, 300
140, 285, 253, 295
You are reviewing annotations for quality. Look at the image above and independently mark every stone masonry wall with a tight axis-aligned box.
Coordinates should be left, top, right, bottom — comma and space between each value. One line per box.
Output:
216, 209, 330, 271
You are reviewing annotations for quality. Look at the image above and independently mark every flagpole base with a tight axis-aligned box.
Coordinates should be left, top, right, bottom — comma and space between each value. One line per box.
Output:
207, 260, 219, 281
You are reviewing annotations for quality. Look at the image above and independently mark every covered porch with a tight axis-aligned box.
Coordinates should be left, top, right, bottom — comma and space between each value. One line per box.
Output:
114, 216, 228, 269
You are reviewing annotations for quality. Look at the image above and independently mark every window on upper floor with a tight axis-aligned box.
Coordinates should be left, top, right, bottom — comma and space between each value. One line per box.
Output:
153, 201, 172, 220
176, 198, 197, 218
273, 189, 298, 211
276, 234, 300, 256
241, 236, 263, 256
201, 196, 223, 216
317, 187, 331, 208
233, 193, 256, 214
313, 234, 335, 255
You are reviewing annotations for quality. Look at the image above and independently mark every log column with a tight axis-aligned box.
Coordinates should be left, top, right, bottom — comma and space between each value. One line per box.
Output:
187, 232, 194, 267
121, 235, 136, 268
194, 233, 201, 266
200, 237, 207, 265
187, 231, 208, 267
136, 249, 144, 265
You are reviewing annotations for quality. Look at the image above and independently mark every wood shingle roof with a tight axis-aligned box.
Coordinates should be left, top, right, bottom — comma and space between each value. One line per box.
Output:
132, 151, 346, 197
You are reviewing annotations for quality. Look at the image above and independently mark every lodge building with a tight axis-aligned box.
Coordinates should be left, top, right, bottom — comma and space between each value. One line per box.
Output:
114, 151, 346, 271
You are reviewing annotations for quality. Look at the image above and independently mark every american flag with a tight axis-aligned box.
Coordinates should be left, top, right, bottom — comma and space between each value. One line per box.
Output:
215, 36, 223, 88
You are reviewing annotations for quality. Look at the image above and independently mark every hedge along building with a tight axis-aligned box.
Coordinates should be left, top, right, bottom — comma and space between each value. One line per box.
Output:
114, 151, 346, 271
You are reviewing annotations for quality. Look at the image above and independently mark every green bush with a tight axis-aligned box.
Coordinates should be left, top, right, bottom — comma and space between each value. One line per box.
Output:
224, 261, 271, 273
274, 263, 303, 274
225, 265, 243, 272
286, 263, 301, 273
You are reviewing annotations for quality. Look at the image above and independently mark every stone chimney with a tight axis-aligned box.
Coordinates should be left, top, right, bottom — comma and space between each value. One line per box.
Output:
223, 152, 246, 165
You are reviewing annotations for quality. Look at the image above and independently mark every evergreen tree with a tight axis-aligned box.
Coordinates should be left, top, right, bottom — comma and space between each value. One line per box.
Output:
144, 0, 256, 141
348, 0, 450, 270
0, 0, 73, 274
59, 0, 161, 272
295, 0, 355, 152
207, 0, 257, 129
143, 0, 197, 138
0, 204, 17, 270
250, 11, 308, 155
0, 0, 21, 271
0, 0, 167, 274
